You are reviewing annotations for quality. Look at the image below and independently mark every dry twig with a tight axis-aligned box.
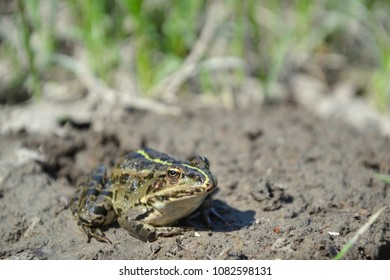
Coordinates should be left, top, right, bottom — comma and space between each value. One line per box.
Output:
148, 1, 228, 99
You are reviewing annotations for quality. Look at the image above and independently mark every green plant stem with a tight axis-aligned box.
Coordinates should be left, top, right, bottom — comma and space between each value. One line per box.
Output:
18, 0, 41, 99
333, 207, 386, 260
372, 173, 390, 183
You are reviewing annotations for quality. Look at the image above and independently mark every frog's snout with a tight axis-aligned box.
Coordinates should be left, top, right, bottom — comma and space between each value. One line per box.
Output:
207, 175, 218, 192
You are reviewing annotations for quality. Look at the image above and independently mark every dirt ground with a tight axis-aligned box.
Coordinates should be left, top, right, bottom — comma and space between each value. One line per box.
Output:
0, 102, 389, 260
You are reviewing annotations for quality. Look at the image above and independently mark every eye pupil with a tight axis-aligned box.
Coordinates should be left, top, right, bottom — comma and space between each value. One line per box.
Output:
167, 168, 181, 178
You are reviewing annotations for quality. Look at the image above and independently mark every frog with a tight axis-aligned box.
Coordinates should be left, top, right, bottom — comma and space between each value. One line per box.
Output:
70, 148, 218, 243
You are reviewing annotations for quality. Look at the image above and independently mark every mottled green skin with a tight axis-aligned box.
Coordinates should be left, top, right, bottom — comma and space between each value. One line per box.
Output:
70, 148, 218, 243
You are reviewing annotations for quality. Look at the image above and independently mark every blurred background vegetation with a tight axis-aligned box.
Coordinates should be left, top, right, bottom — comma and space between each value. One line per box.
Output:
0, 0, 389, 112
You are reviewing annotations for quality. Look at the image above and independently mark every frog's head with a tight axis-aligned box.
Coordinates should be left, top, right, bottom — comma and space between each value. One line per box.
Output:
147, 155, 217, 200
141, 154, 218, 224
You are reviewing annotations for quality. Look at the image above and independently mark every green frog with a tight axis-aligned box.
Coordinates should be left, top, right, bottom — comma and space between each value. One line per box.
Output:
70, 148, 218, 243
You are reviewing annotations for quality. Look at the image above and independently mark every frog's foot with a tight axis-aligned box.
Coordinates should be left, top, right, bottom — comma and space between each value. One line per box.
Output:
202, 206, 226, 227
118, 216, 185, 242
81, 224, 112, 244
186, 200, 225, 228
199, 196, 226, 227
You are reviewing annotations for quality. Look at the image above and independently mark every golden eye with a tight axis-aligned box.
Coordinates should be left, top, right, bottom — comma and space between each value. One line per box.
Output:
167, 167, 181, 179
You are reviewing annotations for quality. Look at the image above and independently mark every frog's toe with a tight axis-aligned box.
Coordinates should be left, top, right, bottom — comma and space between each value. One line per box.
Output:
83, 226, 112, 244
155, 227, 186, 239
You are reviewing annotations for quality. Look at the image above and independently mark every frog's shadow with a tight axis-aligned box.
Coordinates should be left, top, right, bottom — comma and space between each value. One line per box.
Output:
181, 199, 256, 233
108, 199, 255, 234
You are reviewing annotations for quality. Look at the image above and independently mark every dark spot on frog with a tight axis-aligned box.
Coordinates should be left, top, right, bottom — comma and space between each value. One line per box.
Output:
92, 206, 108, 216
86, 188, 99, 197
120, 174, 129, 184
135, 223, 143, 233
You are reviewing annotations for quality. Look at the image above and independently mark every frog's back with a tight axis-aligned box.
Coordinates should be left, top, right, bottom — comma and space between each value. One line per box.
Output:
116, 148, 182, 172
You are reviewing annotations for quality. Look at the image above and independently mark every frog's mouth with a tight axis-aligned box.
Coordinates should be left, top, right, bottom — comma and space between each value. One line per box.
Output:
206, 175, 218, 193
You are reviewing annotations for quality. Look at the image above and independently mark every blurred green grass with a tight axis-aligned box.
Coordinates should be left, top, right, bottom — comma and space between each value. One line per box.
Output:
1, 0, 389, 110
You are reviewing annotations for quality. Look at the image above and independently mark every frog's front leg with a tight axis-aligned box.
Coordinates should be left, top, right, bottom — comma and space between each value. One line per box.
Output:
70, 165, 116, 243
117, 206, 185, 242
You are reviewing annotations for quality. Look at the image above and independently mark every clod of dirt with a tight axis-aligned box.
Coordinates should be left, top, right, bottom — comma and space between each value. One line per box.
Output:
250, 180, 294, 211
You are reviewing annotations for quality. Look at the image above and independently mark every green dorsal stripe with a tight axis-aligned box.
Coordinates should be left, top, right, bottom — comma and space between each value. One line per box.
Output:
136, 149, 209, 185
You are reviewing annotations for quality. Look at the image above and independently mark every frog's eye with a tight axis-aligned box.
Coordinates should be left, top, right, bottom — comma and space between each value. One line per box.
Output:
189, 156, 210, 169
167, 167, 181, 179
